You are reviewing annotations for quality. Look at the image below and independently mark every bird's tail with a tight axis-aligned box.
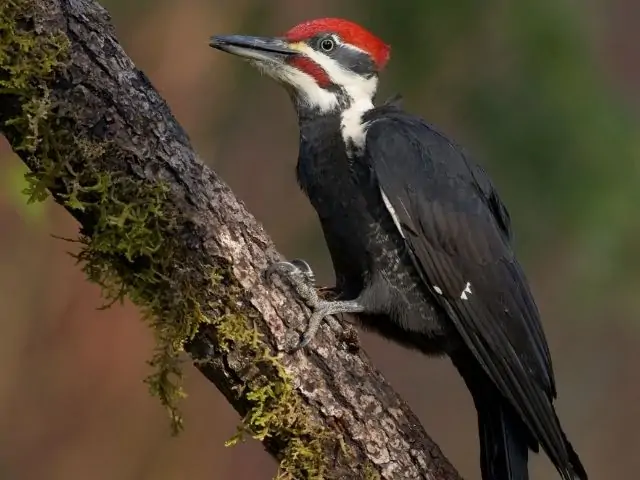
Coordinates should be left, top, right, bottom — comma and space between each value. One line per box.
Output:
453, 355, 531, 480
475, 390, 531, 480
560, 430, 589, 480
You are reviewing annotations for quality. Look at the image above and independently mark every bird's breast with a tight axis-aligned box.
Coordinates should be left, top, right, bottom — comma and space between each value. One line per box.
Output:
296, 136, 447, 344
296, 137, 419, 289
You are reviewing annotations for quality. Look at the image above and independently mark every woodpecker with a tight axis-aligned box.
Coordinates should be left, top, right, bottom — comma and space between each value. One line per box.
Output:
210, 18, 587, 480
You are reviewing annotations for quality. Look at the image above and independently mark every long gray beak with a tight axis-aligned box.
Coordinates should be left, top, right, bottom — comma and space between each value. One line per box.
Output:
209, 35, 298, 62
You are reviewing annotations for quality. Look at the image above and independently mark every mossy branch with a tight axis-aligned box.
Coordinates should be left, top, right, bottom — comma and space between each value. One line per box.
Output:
0, 0, 462, 479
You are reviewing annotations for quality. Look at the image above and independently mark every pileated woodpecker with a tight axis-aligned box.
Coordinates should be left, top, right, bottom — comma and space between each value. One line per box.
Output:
210, 18, 587, 480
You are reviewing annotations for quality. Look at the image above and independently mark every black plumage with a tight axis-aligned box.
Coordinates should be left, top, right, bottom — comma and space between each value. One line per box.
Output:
209, 19, 587, 480
297, 103, 587, 480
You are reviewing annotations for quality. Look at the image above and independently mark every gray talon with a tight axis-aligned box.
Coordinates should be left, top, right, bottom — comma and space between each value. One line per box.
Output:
266, 261, 299, 282
266, 260, 314, 285
289, 259, 316, 284
266, 260, 317, 305
266, 260, 365, 351
266, 259, 364, 351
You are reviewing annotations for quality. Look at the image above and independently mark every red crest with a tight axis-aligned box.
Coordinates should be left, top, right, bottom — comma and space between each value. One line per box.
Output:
284, 18, 391, 70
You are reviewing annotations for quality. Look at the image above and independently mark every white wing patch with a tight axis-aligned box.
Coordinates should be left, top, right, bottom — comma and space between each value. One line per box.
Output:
433, 285, 443, 295
380, 188, 405, 239
460, 282, 472, 300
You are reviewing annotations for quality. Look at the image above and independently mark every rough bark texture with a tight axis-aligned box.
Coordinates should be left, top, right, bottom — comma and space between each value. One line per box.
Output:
0, 1, 463, 479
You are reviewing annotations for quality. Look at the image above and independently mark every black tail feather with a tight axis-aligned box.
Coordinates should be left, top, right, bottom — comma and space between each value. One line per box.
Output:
476, 391, 530, 480
562, 430, 588, 480
453, 353, 587, 480
454, 354, 532, 480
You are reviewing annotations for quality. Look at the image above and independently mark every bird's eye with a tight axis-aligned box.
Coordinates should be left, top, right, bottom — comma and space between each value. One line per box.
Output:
319, 37, 335, 52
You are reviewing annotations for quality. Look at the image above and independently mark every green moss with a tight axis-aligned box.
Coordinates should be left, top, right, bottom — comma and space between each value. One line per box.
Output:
0, 1, 355, 477
0, 0, 197, 435
57, 161, 338, 474
363, 462, 381, 480
69, 165, 194, 433
214, 312, 330, 479
0, 0, 69, 154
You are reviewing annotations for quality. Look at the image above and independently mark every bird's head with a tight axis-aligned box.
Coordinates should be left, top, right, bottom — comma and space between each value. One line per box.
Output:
209, 18, 390, 113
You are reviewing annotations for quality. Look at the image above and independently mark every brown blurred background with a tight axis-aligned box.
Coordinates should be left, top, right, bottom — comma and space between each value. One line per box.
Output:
1, 0, 639, 479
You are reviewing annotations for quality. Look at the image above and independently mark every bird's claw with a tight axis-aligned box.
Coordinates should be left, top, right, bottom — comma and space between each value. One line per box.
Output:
266, 259, 315, 285
266, 259, 365, 351
266, 259, 319, 307
291, 301, 334, 351
265, 259, 325, 350
288, 259, 316, 284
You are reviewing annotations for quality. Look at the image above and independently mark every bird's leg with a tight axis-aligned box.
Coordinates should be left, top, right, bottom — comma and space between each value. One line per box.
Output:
316, 285, 340, 301
266, 260, 364, 350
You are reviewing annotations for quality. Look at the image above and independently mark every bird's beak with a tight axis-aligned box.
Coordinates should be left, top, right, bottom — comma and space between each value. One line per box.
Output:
209, 35, 298, 63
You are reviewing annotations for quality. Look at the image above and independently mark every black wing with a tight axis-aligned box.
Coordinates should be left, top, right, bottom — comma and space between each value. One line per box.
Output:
362, 111, 570, 467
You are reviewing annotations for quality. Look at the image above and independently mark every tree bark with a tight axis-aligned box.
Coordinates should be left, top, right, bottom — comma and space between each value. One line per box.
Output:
0, 1, 462, 479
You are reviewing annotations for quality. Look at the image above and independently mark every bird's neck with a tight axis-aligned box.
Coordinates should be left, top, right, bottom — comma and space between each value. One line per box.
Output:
341, 97, 374, 154
296, 93, 375, 155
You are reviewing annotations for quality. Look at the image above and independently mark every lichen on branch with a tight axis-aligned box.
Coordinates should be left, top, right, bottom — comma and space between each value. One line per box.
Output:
1, 0, 197, 433
0, 0, 68, 154
0, 1, 345, 476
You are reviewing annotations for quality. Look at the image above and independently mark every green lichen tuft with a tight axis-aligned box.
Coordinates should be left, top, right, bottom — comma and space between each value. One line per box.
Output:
67, 162, 195, 434
363, 462, 381, 480
28, 136, 197, 435
213, 312, 332, 480
1, 0, 197, 435
0, 0, 69, 156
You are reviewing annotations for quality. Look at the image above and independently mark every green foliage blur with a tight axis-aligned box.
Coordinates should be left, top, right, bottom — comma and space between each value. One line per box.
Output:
361, 1, 639, 282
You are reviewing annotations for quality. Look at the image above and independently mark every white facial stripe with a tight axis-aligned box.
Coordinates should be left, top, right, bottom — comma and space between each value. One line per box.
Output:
332, 35, 367, 55
252, 60, 339, 112
341, 98, 373, 152
290, 43, 377, 148
342, 42, 367, 55
297, 43, 377, 105
249, 41, 378, 148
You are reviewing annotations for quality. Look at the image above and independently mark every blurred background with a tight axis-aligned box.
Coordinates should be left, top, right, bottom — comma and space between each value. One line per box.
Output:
1, 0, 638, 478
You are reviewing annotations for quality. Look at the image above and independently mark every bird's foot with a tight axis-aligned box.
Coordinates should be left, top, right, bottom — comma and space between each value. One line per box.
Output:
265, 259, 317, 305
266, 260, 364, 351
316, 285, 340, 301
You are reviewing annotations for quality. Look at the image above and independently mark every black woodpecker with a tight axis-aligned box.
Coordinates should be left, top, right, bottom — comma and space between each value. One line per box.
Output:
210, 18, 588, 480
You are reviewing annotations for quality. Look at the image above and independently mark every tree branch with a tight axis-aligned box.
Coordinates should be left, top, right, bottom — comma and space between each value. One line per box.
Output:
0, 0, 462, 478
